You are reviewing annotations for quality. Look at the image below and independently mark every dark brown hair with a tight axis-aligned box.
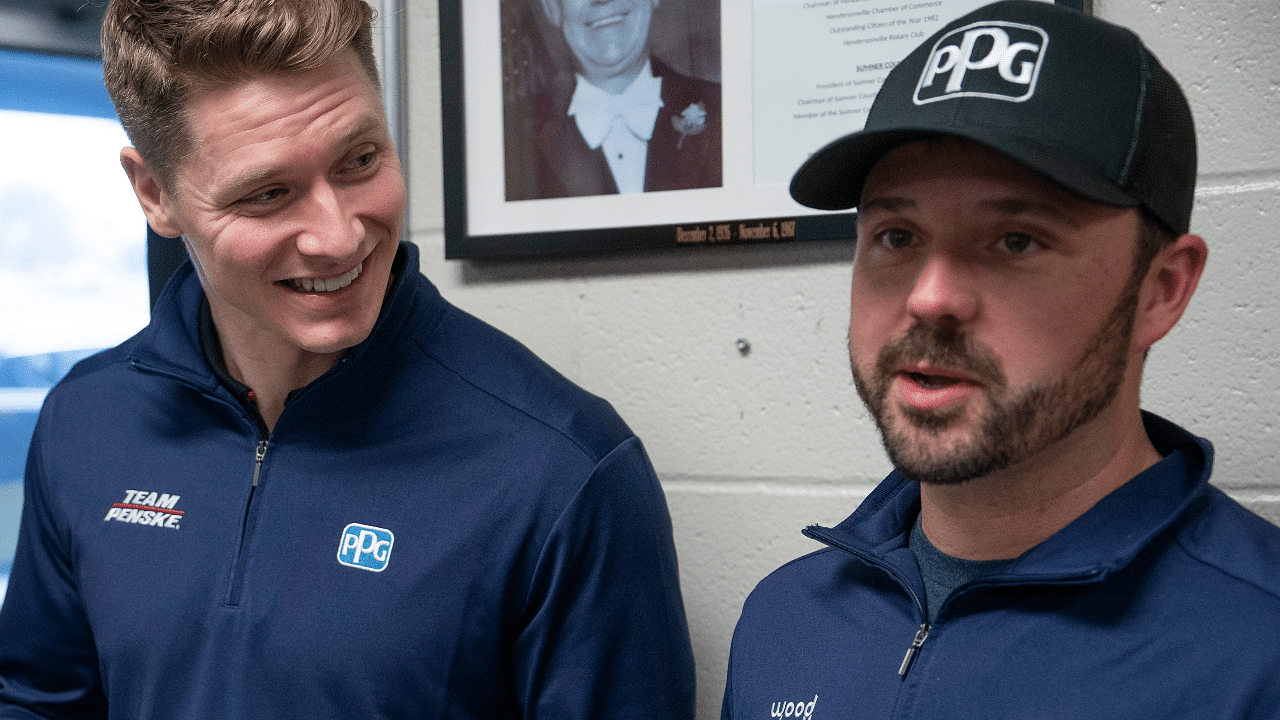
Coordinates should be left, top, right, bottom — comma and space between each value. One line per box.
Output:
1132, 208, 1179, 283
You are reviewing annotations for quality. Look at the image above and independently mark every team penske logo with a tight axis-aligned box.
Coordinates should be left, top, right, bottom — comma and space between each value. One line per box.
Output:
104, 489, 183, 530
914, 21, 1048, 104
337, 523, 394, 572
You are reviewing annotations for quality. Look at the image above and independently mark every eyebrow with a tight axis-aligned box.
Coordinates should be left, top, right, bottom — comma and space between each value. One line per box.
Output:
978, 197, 1083, 228
220, 114, 387, 195
858, 195, 1084, 228
337, 114, 386, 148
858, 196, 915, 213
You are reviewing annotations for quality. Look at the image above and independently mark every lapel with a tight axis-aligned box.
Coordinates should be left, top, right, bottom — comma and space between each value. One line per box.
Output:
530, 58, 720, 197
646, 57, 720, 193
533, 70, 619, 197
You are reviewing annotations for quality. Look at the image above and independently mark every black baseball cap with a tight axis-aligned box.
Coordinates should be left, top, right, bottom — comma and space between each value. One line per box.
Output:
789, 0, 1197, 235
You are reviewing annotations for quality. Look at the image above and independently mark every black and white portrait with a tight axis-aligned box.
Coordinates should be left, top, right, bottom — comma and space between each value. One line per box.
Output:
501, 0, 723, 201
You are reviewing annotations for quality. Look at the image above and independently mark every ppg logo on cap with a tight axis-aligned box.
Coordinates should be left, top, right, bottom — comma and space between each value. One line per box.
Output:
337, 523, 395, 572
914, 21, 1048, 105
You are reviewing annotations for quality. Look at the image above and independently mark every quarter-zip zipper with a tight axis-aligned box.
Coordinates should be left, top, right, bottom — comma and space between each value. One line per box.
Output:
898, 624, 930, 677
225, 438, 269, 607
252, 439, 268, 486
804, 526, 932, 679
129, 357, 274, 608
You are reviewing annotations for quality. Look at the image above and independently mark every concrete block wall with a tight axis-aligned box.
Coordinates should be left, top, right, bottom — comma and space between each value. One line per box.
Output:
403, 2, 1279, 717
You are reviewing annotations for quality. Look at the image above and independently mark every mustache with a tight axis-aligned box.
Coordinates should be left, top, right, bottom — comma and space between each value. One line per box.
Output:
874, 322, 1007, 388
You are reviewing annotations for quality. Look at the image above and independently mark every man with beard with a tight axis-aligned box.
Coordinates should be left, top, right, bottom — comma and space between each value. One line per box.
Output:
722, 2, 1280, 718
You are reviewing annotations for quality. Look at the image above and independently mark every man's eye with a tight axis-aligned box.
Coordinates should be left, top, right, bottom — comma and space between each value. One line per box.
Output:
1001, 232, 1036, 254
344, 148, 378, 172
878, 228, 913, 249
243, 188, 286, 204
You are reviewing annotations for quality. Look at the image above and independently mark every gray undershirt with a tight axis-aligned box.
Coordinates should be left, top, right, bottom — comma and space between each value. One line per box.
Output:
908, 514, 1017, 625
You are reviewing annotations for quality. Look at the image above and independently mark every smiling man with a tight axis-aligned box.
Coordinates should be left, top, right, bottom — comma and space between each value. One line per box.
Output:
503, 0, 722, 199
0, 1, 694, 717
723, 2, 1280, 718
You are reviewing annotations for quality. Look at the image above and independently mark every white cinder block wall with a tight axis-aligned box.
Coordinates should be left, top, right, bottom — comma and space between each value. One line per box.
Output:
402, 2, 1280, 717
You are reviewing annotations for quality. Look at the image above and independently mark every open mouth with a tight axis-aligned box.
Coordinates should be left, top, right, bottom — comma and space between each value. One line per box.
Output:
286, 263, 362, 293
904, 371, 966, 390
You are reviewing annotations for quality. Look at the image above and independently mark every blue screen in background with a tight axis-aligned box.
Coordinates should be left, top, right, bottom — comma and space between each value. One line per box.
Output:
0, 48, 118, 120
0, 48, 148, 602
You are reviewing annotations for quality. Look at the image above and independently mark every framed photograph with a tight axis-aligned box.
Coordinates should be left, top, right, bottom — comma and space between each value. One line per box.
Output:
439, 0, 1090, 259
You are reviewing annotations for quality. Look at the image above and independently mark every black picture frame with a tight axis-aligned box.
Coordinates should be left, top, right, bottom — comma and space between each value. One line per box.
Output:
440, 0, 1090, 260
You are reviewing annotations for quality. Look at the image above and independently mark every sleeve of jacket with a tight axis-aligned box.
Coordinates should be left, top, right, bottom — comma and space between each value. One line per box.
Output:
720, 644, 736, 720
511, 435, 696, 720
0, 426, 107, 719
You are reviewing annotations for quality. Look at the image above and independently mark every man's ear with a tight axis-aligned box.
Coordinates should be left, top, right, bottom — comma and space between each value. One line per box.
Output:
120, 146, 183, 238
1133, 233, 1208, 353
539, 0, 561, 27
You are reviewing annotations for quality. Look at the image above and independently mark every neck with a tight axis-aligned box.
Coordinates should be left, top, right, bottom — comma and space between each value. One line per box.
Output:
917, 396, 1161, 561
579, 56, 649, 95
222, 347, 337, 433
207, 309, 343, 433
202, 265, 398, 434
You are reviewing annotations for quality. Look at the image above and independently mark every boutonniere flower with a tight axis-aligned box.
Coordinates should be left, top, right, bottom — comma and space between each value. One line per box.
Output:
673, 102, 708, 148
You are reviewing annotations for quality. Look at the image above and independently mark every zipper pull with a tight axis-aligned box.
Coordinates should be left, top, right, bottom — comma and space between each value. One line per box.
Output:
252, 440, 268, 487
898, 623, 930, 677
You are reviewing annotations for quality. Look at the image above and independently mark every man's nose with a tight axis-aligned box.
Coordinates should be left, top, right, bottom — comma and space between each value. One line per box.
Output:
296, 182, 363, 259
905, 252, 979, 326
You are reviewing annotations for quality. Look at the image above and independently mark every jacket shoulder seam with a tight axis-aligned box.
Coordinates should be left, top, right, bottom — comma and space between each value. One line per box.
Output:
1169, 530, 1280, 606
412, 333, 618, 465
758, 546, 842, 583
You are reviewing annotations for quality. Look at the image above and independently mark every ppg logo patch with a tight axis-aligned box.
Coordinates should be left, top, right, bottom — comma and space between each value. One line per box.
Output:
337, 523, 395, 572
914, 21, 1048, 105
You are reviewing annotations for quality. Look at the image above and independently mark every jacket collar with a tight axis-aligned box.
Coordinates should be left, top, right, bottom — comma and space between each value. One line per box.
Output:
128, 241, 437, 397
807, 412, 1214, 583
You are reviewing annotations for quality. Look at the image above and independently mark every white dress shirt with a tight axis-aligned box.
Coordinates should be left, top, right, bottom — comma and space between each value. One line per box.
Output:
567, 61, 664, 194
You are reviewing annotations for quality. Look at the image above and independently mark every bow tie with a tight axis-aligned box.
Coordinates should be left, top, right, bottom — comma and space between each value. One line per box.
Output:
568, 70, 664, 149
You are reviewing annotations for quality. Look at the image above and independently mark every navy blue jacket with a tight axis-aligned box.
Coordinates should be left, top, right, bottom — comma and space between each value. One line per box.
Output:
0, 242, 695, 719
724, 413, 1280, 719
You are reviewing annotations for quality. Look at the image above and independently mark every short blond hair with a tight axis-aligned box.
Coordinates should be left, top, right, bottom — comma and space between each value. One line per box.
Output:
102, 0, 379, 191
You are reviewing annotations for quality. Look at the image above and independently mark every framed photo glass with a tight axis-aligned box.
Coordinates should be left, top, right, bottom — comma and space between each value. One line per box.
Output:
440, 0, 1087, 258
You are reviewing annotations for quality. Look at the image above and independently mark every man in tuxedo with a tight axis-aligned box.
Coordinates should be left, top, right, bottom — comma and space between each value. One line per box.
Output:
505, 0, 722, 200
